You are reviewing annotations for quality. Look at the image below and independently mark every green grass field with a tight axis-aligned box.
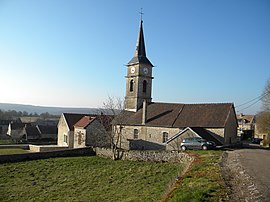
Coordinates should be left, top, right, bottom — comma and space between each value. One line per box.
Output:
0, 151, 227, 202
0, 156, 184, 201
0, 148, 29, 155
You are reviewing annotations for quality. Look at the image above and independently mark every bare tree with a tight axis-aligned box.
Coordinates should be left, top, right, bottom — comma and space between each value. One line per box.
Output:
256, 78, 270, 145
98, 96, 127, 160
262, 78, 270, 112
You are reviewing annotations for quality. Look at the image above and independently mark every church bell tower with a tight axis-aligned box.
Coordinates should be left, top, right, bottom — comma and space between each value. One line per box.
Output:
124, 17, 154, 112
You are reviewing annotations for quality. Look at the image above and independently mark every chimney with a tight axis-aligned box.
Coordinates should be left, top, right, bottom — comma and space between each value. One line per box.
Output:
142, 99, 147, 125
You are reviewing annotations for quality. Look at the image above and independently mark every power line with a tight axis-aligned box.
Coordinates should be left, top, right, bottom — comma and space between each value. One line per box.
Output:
236, 92, 269, 112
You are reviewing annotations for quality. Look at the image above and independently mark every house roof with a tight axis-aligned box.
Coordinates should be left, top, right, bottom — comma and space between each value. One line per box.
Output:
74, 116, 96, 128
121, 102, 235, 128
10, 123, 26, 130
37, 125, 57, 134
25, 126, 40, 137
237, 114, 255, 123
63, 113, 90, 131
62, 113, 113, 131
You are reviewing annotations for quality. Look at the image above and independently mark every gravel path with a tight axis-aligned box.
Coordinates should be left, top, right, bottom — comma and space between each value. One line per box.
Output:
221, 148, 270, 202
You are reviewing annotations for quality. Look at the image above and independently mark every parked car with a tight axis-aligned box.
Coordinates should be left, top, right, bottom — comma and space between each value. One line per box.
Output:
180, 137, 216, 151
251, 138, 263, 144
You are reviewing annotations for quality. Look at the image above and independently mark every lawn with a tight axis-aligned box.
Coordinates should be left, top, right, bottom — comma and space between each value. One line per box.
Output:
169, 150, 228, 202
0, 156, 184, 202
0, 148, 30, 155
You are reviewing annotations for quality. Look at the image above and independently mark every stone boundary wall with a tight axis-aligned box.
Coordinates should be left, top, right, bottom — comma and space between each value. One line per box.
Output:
0, 147, 95, 164
29, 145, 68, 152
94, 147, 194, 163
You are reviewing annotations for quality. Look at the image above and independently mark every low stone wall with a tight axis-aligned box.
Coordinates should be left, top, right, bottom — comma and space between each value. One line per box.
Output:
0, 147, 95, 164
95, 147, 194, 163
29, 145, 68, 152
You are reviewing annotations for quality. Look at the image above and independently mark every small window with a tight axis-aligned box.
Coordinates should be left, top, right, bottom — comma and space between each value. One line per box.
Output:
78, 131, 83, 145
143, 80, 147, 93
134, 129, 139, 139
64, 134, 68, 143
130, 80, 134, 92
163, 132, 168, 143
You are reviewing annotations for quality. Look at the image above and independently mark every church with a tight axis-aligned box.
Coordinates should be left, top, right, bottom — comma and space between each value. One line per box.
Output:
117, 17, 238, 150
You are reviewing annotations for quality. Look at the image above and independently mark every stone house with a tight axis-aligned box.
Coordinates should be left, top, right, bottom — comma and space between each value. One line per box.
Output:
73, 116, 108, 148
57, 113, 112, 148
237, 114, 256, 140
7, 122, 28, 142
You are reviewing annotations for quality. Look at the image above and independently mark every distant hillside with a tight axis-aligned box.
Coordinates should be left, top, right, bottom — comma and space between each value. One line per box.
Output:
0, 103, 99, 115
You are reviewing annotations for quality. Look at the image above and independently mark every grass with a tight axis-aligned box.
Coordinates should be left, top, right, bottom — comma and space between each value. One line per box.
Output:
0, 148, 30, 155
0, 139, 13, 145
169, 150, 228, 202
0, 156, 184, 202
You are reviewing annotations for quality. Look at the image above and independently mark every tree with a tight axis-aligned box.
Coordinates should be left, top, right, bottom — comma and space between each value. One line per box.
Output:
256, 78, 270, 145
262, 78, 270, 112
99, 96, 126, 160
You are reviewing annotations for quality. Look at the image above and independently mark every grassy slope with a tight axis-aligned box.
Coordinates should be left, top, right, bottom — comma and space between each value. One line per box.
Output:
169, 150, 228, 202
0, 156, 183, 202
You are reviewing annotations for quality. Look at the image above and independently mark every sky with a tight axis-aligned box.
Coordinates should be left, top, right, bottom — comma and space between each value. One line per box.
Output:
0, 0, 269, 114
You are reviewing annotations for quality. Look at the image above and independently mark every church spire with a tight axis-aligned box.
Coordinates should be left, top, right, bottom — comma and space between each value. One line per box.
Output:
127, 14, 153, 67
134, 19, 146, 57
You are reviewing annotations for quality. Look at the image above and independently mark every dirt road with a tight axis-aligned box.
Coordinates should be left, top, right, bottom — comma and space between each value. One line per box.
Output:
222, 147, 270, 202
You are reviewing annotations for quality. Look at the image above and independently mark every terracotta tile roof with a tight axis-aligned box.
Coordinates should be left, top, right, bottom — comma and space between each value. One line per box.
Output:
63, 113, 91, 131
74, 116, 96, 128
63, 113, 113, 131
122, 102, 235, 128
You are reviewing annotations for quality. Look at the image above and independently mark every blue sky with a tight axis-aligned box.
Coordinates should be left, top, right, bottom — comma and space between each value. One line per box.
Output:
0, 0, 269, 114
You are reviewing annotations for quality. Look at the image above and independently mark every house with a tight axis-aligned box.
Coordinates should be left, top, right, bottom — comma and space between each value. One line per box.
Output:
114, 17, 238, 150
57, 113, 112, 148
73, 116, 108, 148
7, 122, 58, 143
7, 122, 28, 142
236, 114, 256, 140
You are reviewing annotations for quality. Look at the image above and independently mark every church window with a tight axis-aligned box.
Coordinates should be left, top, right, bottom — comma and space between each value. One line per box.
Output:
163, 132, 168, 143
130, 80, 134, 92
143, 80, 147, 93
134, 129, 139, 139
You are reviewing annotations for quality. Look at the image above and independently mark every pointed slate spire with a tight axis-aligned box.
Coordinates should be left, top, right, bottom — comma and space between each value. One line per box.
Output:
128, 18, 153, 66
134, 19, 146, 57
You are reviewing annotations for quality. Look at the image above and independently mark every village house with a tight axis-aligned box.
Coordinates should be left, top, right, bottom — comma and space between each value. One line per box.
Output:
7, 122, 57, 143
237, 114, 256, 140
57, 113, 111, 148
115, 17, 238, 150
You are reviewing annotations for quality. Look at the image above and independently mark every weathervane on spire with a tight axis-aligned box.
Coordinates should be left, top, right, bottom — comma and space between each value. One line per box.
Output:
139, 8, 144, 21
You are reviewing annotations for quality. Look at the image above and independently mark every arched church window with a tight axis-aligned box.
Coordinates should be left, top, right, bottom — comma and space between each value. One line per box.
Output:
130, 80, 134, 92
143, 80, 147, 93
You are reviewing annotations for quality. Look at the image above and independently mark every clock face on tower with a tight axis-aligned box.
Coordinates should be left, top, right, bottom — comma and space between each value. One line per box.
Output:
131, 67, 135, 73
143, 67, 148, 75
